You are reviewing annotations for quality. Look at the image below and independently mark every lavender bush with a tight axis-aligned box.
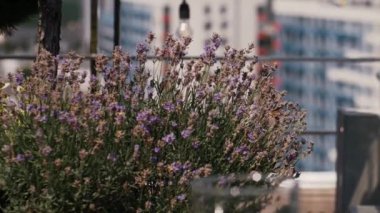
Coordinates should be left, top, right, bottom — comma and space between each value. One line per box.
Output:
0, 34, 311, 212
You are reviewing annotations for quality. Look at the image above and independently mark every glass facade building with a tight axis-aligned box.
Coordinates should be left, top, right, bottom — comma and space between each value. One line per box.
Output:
274, 1, 380, 170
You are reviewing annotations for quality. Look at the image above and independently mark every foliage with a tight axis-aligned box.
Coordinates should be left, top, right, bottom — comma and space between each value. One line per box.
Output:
0, 34, 311, 212
0, 0, 38, 34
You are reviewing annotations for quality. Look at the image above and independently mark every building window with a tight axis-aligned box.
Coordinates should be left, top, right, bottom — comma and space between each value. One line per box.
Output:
204, 22, 212, 31
221, 21, 228, 29
204, 5, 211, 14
220, 5, 226, 14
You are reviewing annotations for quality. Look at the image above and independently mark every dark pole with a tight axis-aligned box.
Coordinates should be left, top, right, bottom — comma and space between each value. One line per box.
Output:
90, 0, 98, 76
114, 0, 120, 47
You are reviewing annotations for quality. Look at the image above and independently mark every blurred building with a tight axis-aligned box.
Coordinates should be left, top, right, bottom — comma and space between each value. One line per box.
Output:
97, 0, 261, 55
256, 0, 280, 57
329, 0, 380, 6
273, 0, 380, 170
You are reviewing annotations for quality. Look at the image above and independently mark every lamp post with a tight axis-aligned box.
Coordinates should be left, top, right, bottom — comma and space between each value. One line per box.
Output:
177, 0, 192, 37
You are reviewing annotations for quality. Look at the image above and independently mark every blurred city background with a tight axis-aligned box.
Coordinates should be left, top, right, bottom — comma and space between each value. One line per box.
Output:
1, 1, 380, 211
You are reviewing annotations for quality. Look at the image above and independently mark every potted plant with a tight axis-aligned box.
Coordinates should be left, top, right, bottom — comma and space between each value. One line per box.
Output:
0, 33, 311, 212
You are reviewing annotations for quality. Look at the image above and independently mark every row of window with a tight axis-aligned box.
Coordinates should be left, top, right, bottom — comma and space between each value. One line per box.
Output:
121, 3, 151, 21
203, 5, 227, 15
278, 15, 372, 33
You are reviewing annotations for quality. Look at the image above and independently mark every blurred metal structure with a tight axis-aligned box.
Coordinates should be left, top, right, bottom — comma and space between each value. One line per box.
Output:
2, 55, 380, 63
114, 0, 120, 46
336, 109, 380, 212
90, 0, 98, 75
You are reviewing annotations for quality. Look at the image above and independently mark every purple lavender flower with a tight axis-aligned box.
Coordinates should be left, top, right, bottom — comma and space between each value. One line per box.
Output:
107, 153, 118, 162
15, 72, 24, 85
37, 105, 48, 113
108, 102, 118, 112
36, 115, 47, 123
136, 42, 149, 54
141, 124, 151, 135
66, 114, 78, 127
116, 105, 125, 111
58, 111, 69, 122
170, 121, 178, 128
18, 102, 25, 109
234, 145, 249, 156
124, 90, 132, 100
6, 100, 16, 108
247, 132, 255, 143
192, 141, 200, 149
204, 43, 216, 54
181, 128, 193, 139
148, 115, 160, 125
90, 101, 102, 120
176, 99, 184, 106
41, 146, 53, 157
90, 112, 101, 121
213, 92, 222, 101
136, 110, 150, 122
102, 66, 111, 78
114, 102, 125, 114
211, 34, 222, 48
217, 176, 228, 187
171, 162, 183, 173
115, 115, 125, 125
286, 149, 298, 162
163, 102, 175, 112
210, 124, 219, 131
228, 76, 239, 88
200, 36, 220, 65
16, 154, 25, 162
196, 90, 206, 99
90, 75, 97, 82
150, 156, 158, 164
91, 100, 102, 110
153, 147, 160, 153
146, 87, 154, 99
51, 110, 59, 118
40, 93, 48, 100
115, 113, 125, 125
26, 104, 36, 113
72, 92, 83, 104
162, 133, 176, 144
176, 194, 186, 201
182, 162, 192, 170
236, 106, 246, 118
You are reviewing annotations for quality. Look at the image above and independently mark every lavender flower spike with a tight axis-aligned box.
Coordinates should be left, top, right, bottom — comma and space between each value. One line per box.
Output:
181, 128, 193, 139
15, 154, 25, 162
41, 145, 53, 157
162, 133, 176, 144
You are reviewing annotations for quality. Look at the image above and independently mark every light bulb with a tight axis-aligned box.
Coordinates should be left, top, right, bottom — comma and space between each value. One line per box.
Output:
177, 20, 193, 37
177, 0, 192, 37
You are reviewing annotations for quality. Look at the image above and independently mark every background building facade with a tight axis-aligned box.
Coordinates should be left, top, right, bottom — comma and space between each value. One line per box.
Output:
98, 0, 261, 55
274, 0, 380, 170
